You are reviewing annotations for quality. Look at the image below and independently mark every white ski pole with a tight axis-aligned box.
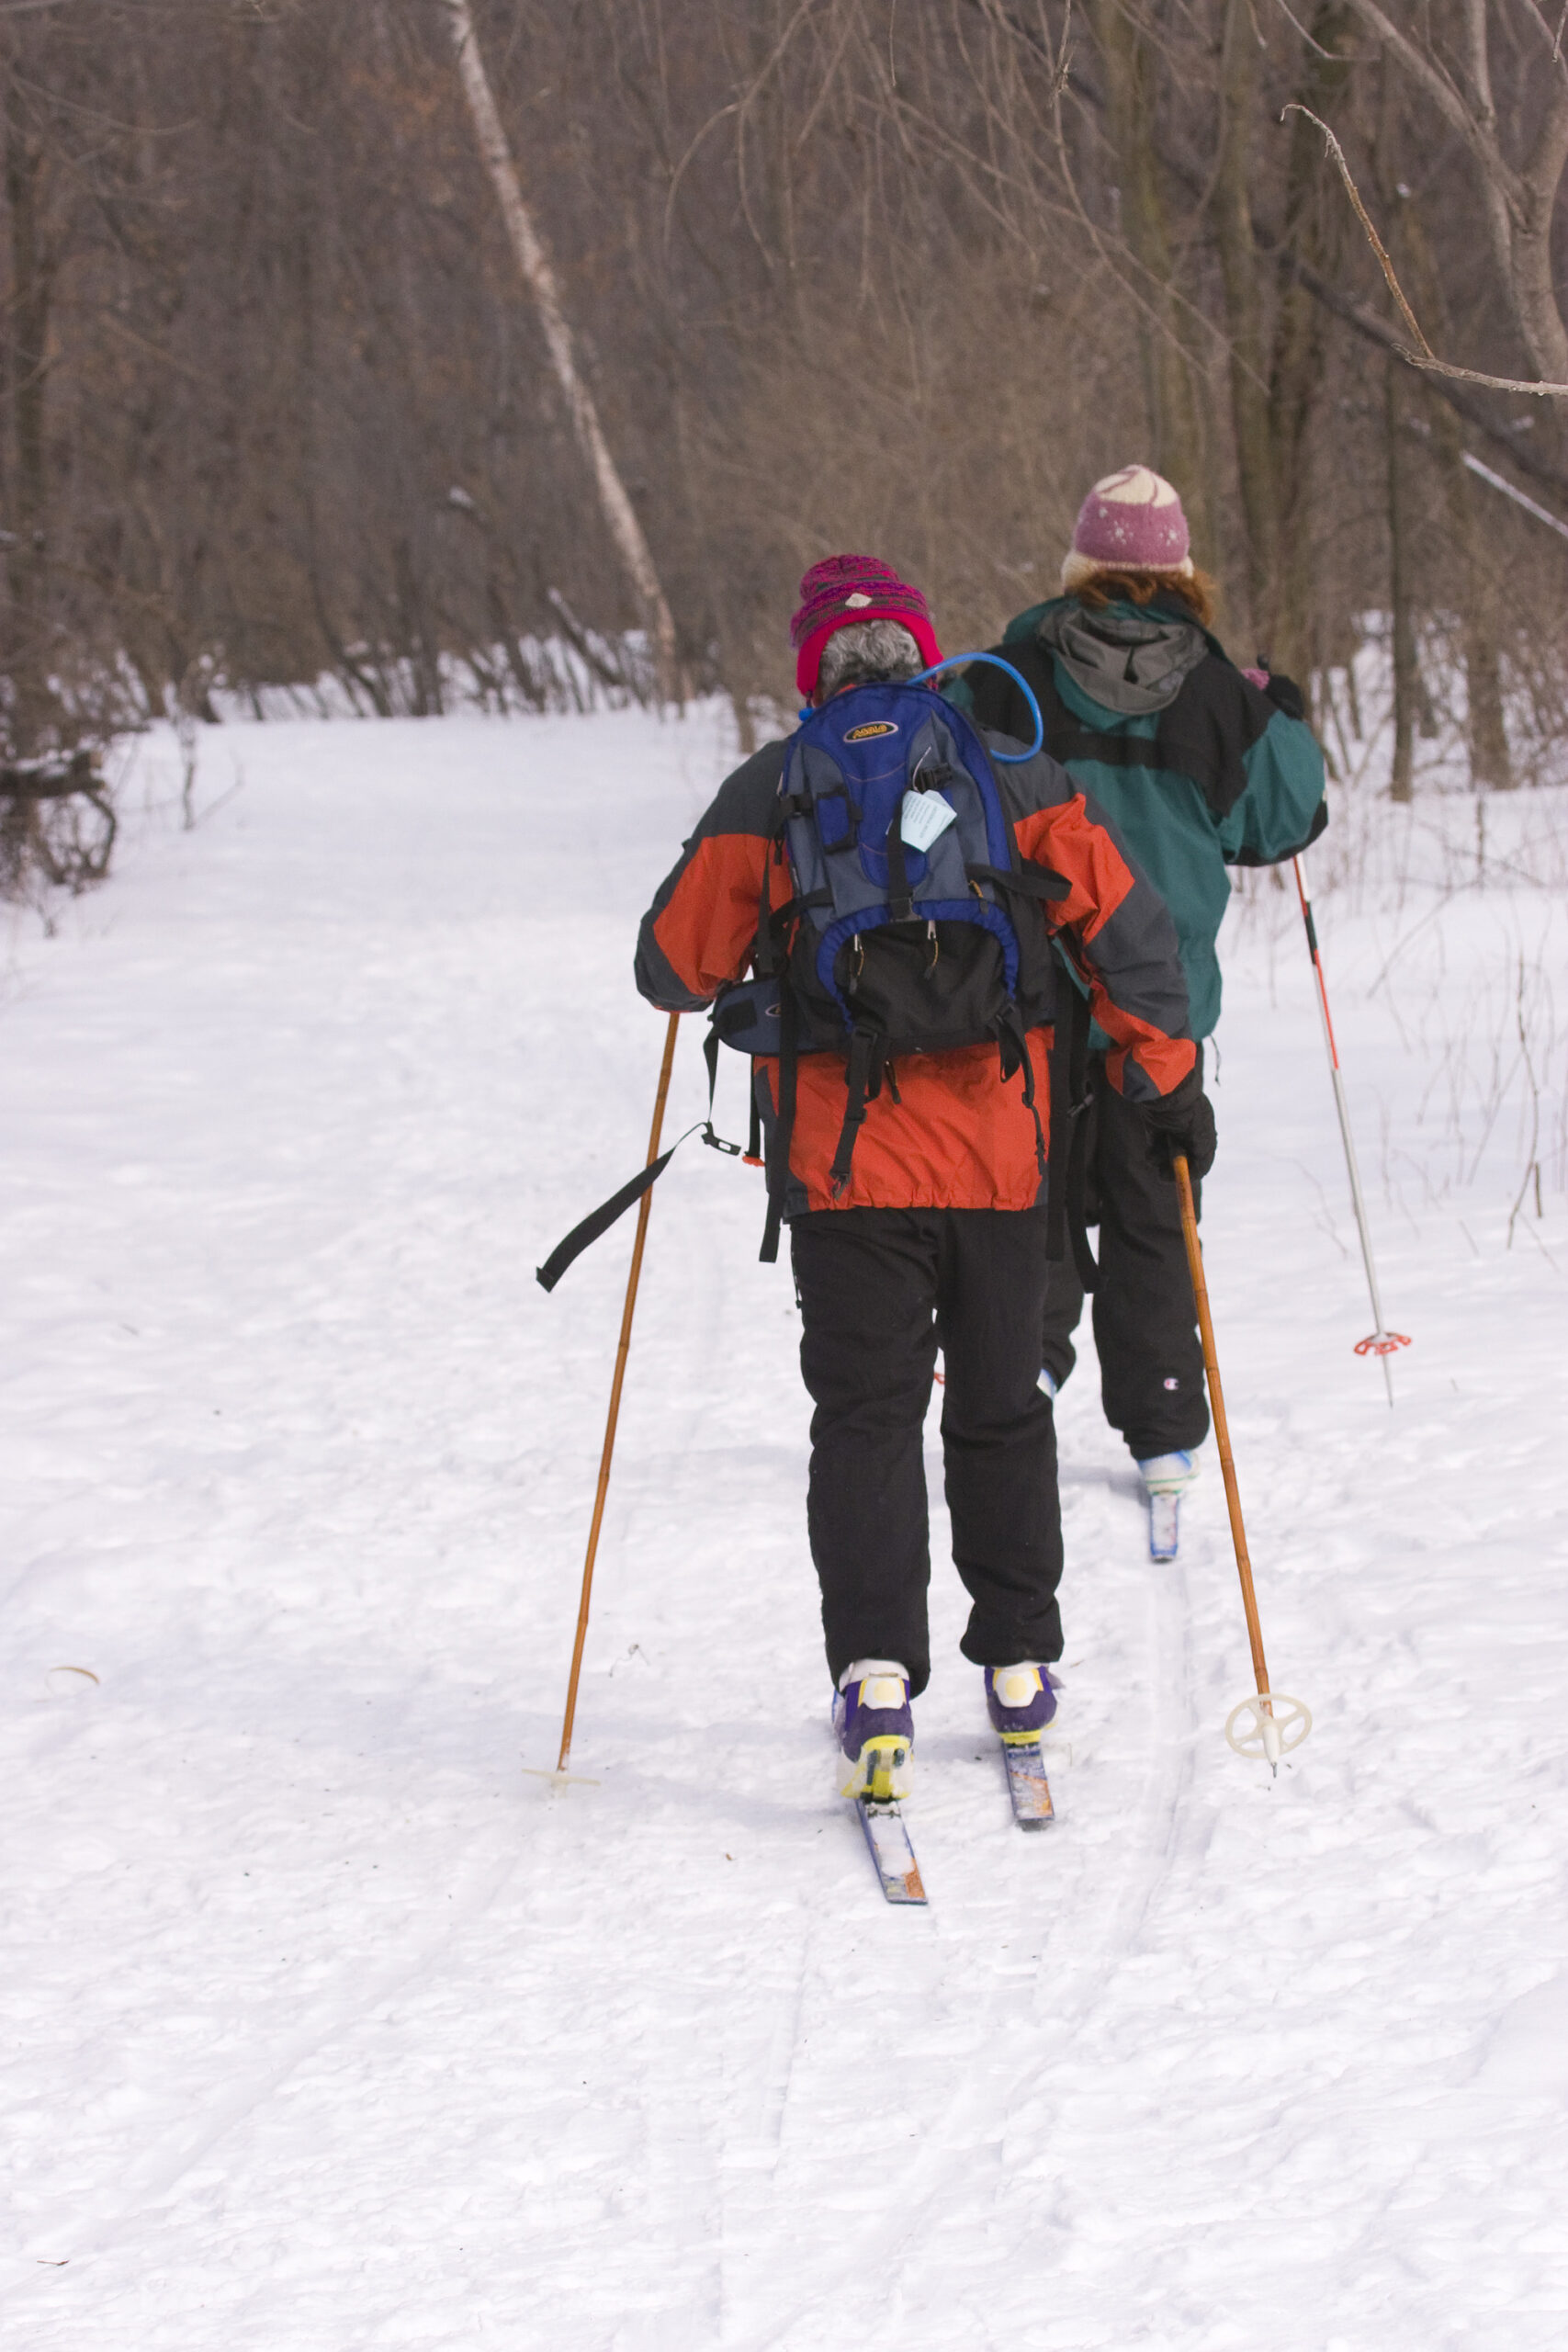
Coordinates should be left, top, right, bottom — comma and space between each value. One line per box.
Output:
1292, 853, 1409, 1406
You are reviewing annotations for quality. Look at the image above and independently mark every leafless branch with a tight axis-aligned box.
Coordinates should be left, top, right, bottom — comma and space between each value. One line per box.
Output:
1286, 103, 1568, 398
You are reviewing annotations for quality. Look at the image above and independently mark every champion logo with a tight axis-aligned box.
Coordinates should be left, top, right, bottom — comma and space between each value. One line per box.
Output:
843, 720, 899, 741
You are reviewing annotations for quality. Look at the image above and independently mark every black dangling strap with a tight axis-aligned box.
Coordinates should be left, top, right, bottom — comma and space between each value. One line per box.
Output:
966, 859, 1072, 906
752, 804, 792, 979
1045, 988, 1072, 1268
700, 1026, 743, 1158
829, 1026, 884, 1199
1044, 971, 1098, 1289
537, 1094, 716, 1290
996, 1001, 1048, 1185
995, 1001, 1025, 1083
536, 1147, 682, 1293
539, 1008, 760, 1291
1064, 976, 1099, 1291
760, 982, 799, 1263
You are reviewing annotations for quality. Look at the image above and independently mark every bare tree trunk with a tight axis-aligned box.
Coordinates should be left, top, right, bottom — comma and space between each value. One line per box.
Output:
1439, 433, 1514, 790
5, 66, 51, 751
1090, 0, 1214, 561
1260, 6, 1354, 684
1213, 0, 1271, 655
1384, 356, 1416, 802
1457, 0, 1568, 397
1394, 195, 1514, 790
440, 0, 682, 701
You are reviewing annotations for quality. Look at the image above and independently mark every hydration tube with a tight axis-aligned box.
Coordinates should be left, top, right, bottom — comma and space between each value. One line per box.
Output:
798, 650, 1046, 761
908, 650, 1043, 763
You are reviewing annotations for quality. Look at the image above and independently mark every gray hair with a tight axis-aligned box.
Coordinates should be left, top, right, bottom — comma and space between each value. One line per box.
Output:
817, 619, 924, 699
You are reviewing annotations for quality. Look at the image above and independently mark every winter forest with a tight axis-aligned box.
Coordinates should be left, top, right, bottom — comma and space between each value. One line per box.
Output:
1, 0, 1566, 786
2, 4, 1567, 2347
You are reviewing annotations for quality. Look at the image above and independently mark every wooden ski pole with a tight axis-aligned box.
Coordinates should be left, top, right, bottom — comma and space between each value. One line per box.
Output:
1172, 1152, 1310, 1770
555, 1011, 680, 1775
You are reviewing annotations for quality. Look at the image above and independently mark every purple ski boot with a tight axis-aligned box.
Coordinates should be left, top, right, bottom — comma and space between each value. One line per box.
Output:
983, 1663, 1058, 1744
831, 1661, 914, 1802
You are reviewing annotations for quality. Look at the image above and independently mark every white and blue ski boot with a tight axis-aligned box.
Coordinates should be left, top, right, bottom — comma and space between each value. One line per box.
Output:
831, 1660, 914, 1802
1137, 1450, 1199, 1561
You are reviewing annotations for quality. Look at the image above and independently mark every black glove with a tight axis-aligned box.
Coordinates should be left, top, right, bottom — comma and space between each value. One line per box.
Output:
1143, 1069, 1216, 1181
1263, 671, 1305, 721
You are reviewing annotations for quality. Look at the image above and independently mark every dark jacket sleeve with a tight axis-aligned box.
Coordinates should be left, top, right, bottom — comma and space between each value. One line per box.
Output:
1220, 705, 1328, 867
634, 741, 787, 1011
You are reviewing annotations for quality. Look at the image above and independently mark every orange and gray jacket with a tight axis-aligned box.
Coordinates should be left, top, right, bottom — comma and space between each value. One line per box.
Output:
635, 712, 1197, 1218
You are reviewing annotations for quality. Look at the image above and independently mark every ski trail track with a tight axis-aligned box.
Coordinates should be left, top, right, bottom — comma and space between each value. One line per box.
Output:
3, 1816, 525, 2289
1, 716, 1564, 2348
724, 1470, 1201, 2352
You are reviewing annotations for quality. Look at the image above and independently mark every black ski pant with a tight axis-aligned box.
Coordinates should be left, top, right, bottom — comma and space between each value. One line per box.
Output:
790, 1204, 1062, 1699
1043, 1049, 1210, 1460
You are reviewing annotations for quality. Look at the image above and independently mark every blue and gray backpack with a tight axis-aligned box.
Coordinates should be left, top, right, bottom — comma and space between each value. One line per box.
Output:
710, 660, 1070, 1260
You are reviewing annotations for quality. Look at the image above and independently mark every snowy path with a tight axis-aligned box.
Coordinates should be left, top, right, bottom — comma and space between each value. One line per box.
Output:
1, 710, 1565, 2348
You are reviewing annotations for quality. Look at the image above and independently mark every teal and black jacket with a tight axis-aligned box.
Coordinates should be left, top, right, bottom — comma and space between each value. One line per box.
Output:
962, 595, 1327, 1043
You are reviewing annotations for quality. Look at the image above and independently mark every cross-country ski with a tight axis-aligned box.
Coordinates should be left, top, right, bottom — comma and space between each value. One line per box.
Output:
1000, 1738, 1057, 1829
855, 1797, 929, 1904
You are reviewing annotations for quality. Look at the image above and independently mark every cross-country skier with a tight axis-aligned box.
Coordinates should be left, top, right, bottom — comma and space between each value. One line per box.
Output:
961, 469, 1326, 1558
633, 553, 1212, 1802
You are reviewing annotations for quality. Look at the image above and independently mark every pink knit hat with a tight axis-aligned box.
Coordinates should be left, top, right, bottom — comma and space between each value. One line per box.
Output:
790, 553, 942, 697
1062, 465, 1193, 591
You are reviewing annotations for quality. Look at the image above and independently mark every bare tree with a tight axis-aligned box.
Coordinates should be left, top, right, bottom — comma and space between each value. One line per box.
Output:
0, 0, 1560, 833
440, 0, 681, 700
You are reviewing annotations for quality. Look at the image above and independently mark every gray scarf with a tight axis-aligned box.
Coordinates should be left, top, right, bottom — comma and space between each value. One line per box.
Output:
1037, 601, 1208, 716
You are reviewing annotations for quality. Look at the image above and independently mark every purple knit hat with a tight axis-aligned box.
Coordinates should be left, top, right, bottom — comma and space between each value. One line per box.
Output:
1062, 465, 1193, 590
790, 554, 942, 696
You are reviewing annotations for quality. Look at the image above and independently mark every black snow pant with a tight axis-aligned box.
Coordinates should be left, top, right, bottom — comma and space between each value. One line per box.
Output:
790, 1204, 1062, 1699
1042, 1048, 1210, 1460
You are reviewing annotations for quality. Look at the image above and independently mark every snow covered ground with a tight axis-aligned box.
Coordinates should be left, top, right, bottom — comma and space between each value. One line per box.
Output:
1, 705, 1565, 2349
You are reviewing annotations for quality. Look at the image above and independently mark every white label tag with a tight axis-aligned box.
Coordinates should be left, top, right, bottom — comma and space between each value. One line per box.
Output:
899, 790, 957, 852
